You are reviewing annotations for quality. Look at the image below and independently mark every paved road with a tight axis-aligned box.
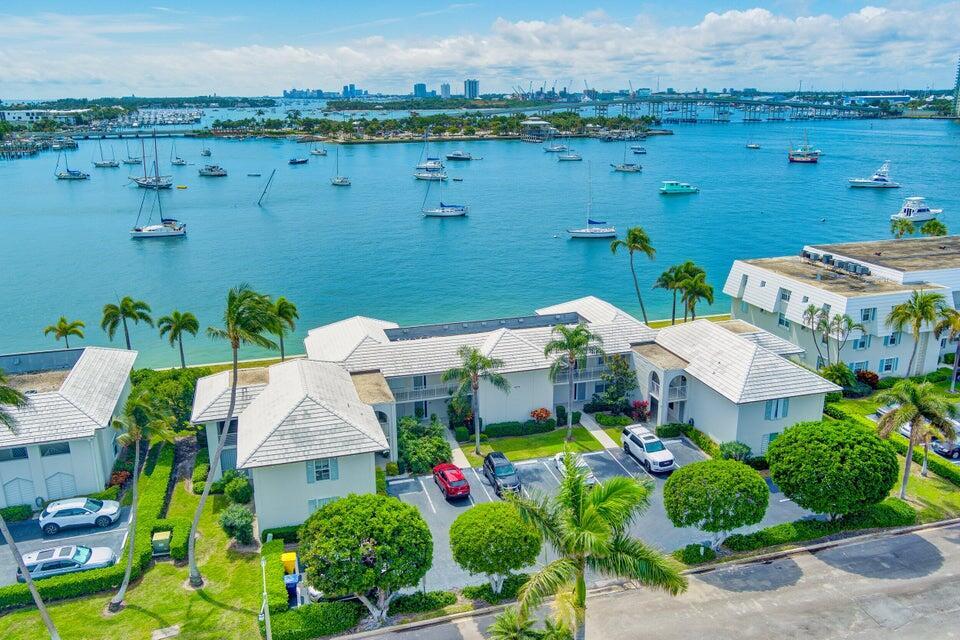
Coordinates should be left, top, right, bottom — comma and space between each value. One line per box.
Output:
375, 524, 960, 640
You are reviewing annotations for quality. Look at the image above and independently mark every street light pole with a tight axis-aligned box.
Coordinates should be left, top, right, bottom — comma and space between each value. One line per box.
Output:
261, 556, 272, 640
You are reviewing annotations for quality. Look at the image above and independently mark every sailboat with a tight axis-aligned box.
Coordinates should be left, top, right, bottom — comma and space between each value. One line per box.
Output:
200, 146, 212, 157
611, 140, 641, 172
414, 129, 447, 179
567, 163, 616, 238
130, 135, 173, 189
170, 141, 187, 166
331, 146, 351, 186
93, 139, 119, 168
121, 141, 142, 165
422, 178, 467, 217
130, 185, 186, 238
309, 143, 328, 156
55, 151, 90, 180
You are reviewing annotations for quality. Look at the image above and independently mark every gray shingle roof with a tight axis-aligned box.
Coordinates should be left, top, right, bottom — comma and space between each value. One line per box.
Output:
304, 316, 397, 362
190, 369, 267, 423
0, 347, 136, 448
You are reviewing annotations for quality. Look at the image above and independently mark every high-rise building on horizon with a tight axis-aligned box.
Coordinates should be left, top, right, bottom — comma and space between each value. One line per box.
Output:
464, 79, 479, 99
414, 83, 428, 98
440, 83, 451, 99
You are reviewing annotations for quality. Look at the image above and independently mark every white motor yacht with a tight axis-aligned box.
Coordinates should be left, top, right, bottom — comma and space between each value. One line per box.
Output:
199, 165, 228, 177
849, 161, 900, 188
131, 219, 186, 238
445, 151, 473, 161
890, 196, 942, 222
558, 152, 582, 162
414, 170, 448, 181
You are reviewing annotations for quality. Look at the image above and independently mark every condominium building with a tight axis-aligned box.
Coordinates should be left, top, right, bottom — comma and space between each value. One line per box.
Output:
464, 79, 479, 99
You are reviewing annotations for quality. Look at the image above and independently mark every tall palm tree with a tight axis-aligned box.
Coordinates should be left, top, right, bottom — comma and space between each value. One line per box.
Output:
487, 606, 537, 640
679, 272, 714, 321
42, 317, 85, 349
886, 290, 946, 377
157, 310, 199, 369
827, 314, 865, 363
890, 218, 914, 239
101, 296, 153, 350
188, 284, 276, 587
802, 304, 830, 367
442, 346, 510, 456
877, 380, 958, 498
935, 307, 960, 393
921, 219, 948, 237
509, 454, 686, 639
544, 324, 604, 442
268, 296, 300, 362
610, 227, 656, 324
108, 395, 177, 612
0, 374, 59, 638
675, 262, 706, 323
653, 265, 685, 325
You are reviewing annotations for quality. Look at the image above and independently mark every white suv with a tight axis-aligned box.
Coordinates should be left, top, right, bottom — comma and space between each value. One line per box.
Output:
39, 498, 121, 536
621, 426, 676, 472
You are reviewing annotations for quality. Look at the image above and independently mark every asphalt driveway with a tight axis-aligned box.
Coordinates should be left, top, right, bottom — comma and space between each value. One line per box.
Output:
0, 507, 131, 586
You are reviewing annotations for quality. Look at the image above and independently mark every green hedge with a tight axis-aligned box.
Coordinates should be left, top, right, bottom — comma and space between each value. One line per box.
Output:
390, 590, 457, 615
724, 498, 916, 552
484, 419, 556, 438
376, 467, 387, 496
261, 525, 301, 544
152, 517, 190, 561
0, 444, 175, 610
594, 413, 632, 427
191, 446, 210, 495
655, 423, 685, 438
0, 505, 32, 523
89, 485, 120, 501
461, 573, 529, 605
261, 539, 290, 614
453, 426, 470, 442
672, 543, 716, 565
265, 601, 363, 640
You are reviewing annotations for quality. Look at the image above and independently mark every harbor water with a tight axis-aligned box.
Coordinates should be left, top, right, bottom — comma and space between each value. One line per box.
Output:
2, 118, 958, 367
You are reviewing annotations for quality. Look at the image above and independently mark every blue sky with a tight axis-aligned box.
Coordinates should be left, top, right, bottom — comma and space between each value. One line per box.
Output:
2, 1, 958, 98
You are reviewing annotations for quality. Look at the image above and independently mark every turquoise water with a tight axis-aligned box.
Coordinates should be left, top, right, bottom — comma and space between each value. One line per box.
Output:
3, 119, 959, 368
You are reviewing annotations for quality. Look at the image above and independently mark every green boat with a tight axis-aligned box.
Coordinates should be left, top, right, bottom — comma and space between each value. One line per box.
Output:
659, 180, 699, 195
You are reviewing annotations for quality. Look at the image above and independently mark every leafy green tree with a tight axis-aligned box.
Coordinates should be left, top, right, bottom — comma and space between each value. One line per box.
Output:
510, 453, 686, 639
598, 353, 638, 410
218, 504, 254, 544
886, 290, 946, 376
267, 296, 300, 361
610, 227, 656, 324
891, 217, 914, 239
188, 284, 276, 587
934, 307, 960, 393
442, 346, 510, 455
397, 416, 452, 474
877, 380, 958, 494
820, 362, 856, 388
450, 502, 541, 594
663, 459, 768, 548
101, 296, 153, 350
921, 219, 948, 237
545, 324, 604, 442
767, 420, 898, 518
108, 394, 177, 611
679, 272, 714, 320
157, 310, 199, 369
299, 494, 433, 624
42, 316, 85, 349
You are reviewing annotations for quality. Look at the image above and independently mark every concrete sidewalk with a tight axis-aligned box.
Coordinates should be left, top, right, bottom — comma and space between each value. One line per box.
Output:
442, 427, 472, 469
579, 412, 618, 448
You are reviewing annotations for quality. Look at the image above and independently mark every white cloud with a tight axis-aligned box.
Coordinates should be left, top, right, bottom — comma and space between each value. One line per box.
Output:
1, 5, 958, 97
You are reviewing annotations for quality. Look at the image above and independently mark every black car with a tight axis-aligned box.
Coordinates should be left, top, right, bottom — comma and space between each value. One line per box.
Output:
482, 451, 521, 497
933, 439, 960, 460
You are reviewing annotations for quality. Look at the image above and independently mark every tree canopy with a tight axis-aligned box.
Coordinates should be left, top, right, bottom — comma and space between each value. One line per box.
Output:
450, 502, 541, 593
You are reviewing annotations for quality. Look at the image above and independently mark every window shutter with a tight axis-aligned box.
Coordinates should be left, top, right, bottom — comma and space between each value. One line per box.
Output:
782, 398, 789, 418
306, 460, 315, 484
764, 400, 772, 420
329, 458, 339, 481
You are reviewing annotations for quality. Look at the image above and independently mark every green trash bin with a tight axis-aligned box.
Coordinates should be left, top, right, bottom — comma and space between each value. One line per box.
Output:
152, 531, 171, 557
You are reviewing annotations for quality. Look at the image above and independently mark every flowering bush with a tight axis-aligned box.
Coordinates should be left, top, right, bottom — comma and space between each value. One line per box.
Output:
529, 408, 552, 423
631, 400, 649, 422
109, 471, 131, 487
856, 369, 880, 389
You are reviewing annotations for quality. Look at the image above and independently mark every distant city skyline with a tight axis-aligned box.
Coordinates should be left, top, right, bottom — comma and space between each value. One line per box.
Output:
2, 1, 959, 99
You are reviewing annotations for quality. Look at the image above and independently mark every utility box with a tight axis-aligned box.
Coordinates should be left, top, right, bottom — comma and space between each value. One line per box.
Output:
152, 531, 171, 557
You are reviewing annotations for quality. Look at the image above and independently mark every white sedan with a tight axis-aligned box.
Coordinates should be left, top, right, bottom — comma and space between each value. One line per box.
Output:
553, 453, 598, 485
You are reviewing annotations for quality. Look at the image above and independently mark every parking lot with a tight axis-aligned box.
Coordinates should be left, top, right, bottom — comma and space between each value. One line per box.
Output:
388, 440, 810, 591
0, 507, 131, 586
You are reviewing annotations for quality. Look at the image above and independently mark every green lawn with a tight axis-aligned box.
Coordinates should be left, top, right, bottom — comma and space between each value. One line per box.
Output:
462, 426, 605, 468
0, 482, 261, 640
647, 313, 731, 329
602, 426, 625, 444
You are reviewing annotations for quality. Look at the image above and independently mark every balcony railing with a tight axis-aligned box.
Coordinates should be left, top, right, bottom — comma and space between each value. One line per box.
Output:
553, 367, 610, 384
650, 380, 661, 397
219, 432, 237, 447
667, 386, 687, 401
390, 384, 456, 403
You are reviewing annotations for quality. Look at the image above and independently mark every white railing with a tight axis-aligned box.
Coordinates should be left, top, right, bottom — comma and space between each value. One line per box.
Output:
667, 386, 687, 401
390, 384, 456, 403
650, 380, 661, 397
553, 367, 610, 384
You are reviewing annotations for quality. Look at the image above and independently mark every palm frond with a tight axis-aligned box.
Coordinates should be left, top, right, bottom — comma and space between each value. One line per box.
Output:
517, 558, 577, 616
589, 534, 687, 595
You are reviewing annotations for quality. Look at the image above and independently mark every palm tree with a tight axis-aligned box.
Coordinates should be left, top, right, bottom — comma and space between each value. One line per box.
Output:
108, 395, 177, 612
487, 606, 537, 640
675, 262, 706, 323
802, 304, 830, 367
544, 324, 604, 442
0, 375, 59, 638
101, 296, 153, 350
442, 346, 510, 456
679, 272, 714, 321
886, 290, 946, 376
921, 219, 948, 237
610, 227, 656, 324
42, 317, 85, 349
653, 265, 685, 325
877, 380, 958, 497
157, 310, 199, 369
827, 314, 865, 363
188, 284, 276, 587
935, 307, 960, 393
268, 296, 300, 362
891, 218, 914, 239
510, 454, 686, 639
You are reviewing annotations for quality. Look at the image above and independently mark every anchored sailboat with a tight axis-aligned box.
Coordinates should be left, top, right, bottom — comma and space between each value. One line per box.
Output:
331, 145, 351, 186
122, 140, 142, 165
170, 141, 187, 166
93, 139, 119, 168
130, 136, 173, 189
422, 178, 467, 217
55, 151, 89, 180
568, 162, 615, 238
130, 185, 185, 238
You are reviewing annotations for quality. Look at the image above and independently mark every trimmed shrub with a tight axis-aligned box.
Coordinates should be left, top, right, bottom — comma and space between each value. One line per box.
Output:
224, 475, 253, 504
529, 407, 551, 423
682, 426, 722, 458
453, 426, 470, 442
261, 539, 290, 613
450, 502, 541, 595
385, 461, 400, 477
261, 525, 301, 544
218, 504, 254, 545
89, 485, 121, 501
191, 446, 210, 495
461, 573, 529, 604
390, 590, 457, 615
152, 517, 190, 560
484, 419, 556, 438
719, 441, 752, 462
856, 369, 880, 389
745, 456, 769, 471
944, 353, 956, 365
594, 413, 632, 427
266, 601, 363, 640
655, 423, 685, 438
572, 411, 581, 424
825, 391, 843, 404
0, 505, 32, 523
672, 543, 716, 565
555, 404, 568, 426
209, 468, 239, 495
376, 467, 387, 495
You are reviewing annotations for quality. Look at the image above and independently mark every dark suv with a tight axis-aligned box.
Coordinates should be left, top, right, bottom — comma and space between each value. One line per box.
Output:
482, 451, 521, 497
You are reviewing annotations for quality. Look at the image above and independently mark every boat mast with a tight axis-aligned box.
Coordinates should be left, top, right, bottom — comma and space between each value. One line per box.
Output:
152, 130, 161, 180
141, 139, 148, 180
587, 161, 592, 218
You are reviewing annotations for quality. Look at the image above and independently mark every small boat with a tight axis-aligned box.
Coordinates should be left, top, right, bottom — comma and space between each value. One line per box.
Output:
558, 152, 582, 162
849, 161, 900, 188
121, 141, 142, 165
890, 196, 942, 222
452, 177, 464, 182
289, 157, 309, 165
176, 185, 188, 189
131, 218, 186, 238
309, 146, 328, 156
445, 151, 473, 161
199, 164, 227, 177
93, 140, 119, 168
247, 173, 262, 177
414, 170, 448, 181
422, 178, 467, 217
200, 147, 212, 157
631, 147, 647, 155
131, 136, 173, 189
544, 143, 569, 153
611, 163, 642, 173
568, 221, 617, 239
55, 167, 90, 181
331, 146, 350, 186
170, 141, 186, 166
746, 142, 761, 150
788, 131, 820, 163
659, 180, 699, 195
416, 158, 444, 170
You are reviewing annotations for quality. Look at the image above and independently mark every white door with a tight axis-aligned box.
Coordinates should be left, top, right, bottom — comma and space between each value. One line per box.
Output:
3, 477, 35, 507
45, 472, 77, 501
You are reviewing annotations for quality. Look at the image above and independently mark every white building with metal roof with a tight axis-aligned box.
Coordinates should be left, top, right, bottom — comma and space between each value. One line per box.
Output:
0, 347, 137, 509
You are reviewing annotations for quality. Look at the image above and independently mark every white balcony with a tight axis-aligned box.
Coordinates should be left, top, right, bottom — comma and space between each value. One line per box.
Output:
650, 380, 661, 397
553, 366, 610, 384
667, 385, 687, 401
390, 384, 456, 403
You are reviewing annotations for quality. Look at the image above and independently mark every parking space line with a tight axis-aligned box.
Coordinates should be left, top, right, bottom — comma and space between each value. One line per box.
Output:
606, 448, 651, 479
418, 477, 437, 513
471, 468, 493, 501
541, 460, 561, 485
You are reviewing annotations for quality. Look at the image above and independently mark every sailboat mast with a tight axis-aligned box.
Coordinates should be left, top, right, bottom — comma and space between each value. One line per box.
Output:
152, 131, 161, 179
587, 161, 592, 218
141, 139, 148, 179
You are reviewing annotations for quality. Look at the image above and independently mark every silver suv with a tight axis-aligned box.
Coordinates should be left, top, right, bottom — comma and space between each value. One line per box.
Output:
39, 498, 121, 535
17, 545, 116, 582
621, 425, 676, 472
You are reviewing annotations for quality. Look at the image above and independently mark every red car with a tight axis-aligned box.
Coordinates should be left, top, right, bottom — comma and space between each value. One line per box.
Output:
432, 463, 471, 499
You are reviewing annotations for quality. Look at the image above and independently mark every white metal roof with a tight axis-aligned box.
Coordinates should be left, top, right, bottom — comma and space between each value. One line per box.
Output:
0, 347, 137, 448
236, 360, 388, 469
189, 369, 271, 423
536, 296, 627, 324
303, 316, 397, 362
654, 320, 838, 404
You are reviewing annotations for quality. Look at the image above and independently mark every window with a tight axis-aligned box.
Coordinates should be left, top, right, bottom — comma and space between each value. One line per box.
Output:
760, 280, 766, 288
822, 304, 831, 314
941, 338, 948, 349
760, 432, 780, 455
306, 457, 339, 483
40, 442, 70, 457
0, 447, 27, 462
883, 332, 902, 347
780, 289, 792, 302
216, 419, 237, 436
573, 382, 587, 401
778, 313, 791, 329
307, 497, 339, 513
801, 295, 809, 303
879, 357, 899, 373
852, 335, 871, 351
849, 361, 869, 373
816, 355, 826, 369
594, 381, 608, 395
860, 307, 877, 322
764, 398, 790, 420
